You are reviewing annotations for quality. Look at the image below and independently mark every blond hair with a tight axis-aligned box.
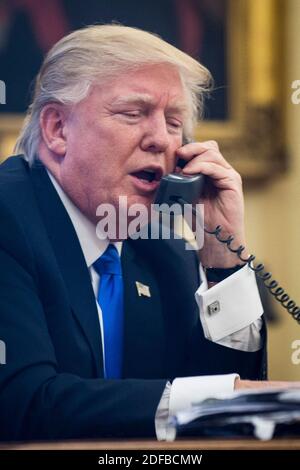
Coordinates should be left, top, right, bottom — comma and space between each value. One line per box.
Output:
14, 24, 212, 163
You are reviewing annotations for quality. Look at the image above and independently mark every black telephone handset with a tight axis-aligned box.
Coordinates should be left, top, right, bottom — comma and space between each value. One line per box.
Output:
154, 167, 205, 207
154, 159, 300, 324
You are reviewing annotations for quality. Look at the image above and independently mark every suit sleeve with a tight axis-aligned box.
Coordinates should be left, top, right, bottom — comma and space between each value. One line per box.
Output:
163, 239, 267, 380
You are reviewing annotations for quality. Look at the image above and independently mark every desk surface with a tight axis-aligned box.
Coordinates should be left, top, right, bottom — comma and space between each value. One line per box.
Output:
1, 438, 300, 450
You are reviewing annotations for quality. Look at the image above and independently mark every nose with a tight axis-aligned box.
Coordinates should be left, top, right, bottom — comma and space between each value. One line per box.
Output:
140, 115, 170, 154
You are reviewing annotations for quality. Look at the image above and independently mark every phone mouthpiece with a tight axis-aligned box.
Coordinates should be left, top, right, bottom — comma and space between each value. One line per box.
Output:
154, 173, 205, 210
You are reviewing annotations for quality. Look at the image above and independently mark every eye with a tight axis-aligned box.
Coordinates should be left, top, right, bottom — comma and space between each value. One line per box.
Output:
121, 111, 141, 118
168, 121, 181, 128
167, 118, 183, 132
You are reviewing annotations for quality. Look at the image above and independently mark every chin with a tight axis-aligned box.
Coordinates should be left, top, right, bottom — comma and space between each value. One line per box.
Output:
132, 194, 154, 209
106, 190, 156, 219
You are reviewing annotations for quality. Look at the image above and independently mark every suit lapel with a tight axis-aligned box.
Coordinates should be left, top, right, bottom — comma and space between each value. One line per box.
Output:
30, 162, 171, 380
30, 162, 104, 377
121, 239, 166, 379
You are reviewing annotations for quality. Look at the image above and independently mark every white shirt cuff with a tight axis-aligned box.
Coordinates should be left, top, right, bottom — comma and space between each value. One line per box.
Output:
195, 264, 263, 342
155, 381, 172, 441
155, 374, 238, 440
169, 373, 239, 415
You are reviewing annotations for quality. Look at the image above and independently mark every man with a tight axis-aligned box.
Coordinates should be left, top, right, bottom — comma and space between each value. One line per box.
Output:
0, 24, 295, 442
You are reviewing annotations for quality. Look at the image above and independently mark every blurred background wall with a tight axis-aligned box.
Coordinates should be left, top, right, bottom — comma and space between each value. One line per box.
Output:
0, 0, 300, 380
245, 0, 300, 380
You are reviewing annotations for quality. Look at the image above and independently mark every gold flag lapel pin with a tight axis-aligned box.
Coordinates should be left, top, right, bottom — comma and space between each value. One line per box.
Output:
135, 281, 151, 298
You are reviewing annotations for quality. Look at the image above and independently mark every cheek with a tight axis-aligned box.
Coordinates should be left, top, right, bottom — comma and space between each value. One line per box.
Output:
85, 124, 137, 163
66, 117, 142, 183
166, 149, 180, 172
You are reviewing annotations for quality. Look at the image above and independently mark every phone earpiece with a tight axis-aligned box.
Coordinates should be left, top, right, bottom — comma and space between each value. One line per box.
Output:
176, 158, 187, 170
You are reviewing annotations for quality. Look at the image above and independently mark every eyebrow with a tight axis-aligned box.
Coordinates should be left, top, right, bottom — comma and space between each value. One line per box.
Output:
111, 93, 188, 115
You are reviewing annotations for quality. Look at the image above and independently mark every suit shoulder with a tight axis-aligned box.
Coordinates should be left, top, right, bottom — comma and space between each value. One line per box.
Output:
0, 155, 35, 210
0, 156, 41, 265
0, 155, 30, 180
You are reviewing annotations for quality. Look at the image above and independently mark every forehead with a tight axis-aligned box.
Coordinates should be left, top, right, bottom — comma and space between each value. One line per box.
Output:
91, 64, 188, 109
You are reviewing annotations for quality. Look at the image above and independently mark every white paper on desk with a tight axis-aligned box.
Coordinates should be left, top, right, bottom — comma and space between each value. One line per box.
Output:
176, 401, 281, 426
169, 387, 300, 441
222, 412, 300, 440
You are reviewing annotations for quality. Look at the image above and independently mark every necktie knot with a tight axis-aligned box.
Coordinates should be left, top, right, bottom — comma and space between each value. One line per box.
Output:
93, 244, 122, 276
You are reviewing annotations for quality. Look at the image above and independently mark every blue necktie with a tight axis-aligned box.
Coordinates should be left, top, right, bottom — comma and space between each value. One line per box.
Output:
93, 244, 124, 379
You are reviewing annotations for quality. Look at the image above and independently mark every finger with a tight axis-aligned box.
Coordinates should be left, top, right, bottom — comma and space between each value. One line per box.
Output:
177, 140, 219, 157
181, 150, 232, 171
176, 141, 231, 169
177, 149, 231, 171
181, 161, 242, 189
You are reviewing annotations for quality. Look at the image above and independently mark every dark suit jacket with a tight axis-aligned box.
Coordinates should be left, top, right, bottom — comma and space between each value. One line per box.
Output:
0, 156, 266, 441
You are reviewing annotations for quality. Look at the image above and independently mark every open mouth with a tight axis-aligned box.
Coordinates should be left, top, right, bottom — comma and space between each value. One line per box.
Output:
130, 167, 163, 183
129, 167, 164, 193
131, 170, 156, 183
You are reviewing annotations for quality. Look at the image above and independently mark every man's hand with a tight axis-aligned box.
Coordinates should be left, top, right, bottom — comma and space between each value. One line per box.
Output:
235, 378, 300, 390
176, 140, 247, 268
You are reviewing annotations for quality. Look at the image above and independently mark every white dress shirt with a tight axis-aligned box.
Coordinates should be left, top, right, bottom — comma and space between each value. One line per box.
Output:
48, 171, 263, 440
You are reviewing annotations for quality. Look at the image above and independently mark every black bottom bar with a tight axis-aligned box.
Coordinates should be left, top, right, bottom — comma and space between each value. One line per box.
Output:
0, 450, 300, 467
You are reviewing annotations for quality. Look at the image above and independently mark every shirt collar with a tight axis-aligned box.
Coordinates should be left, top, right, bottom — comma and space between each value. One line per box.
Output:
47, 171, 122, 268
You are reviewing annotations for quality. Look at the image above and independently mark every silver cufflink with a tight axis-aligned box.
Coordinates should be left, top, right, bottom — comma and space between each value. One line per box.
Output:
208, 301, 220, 315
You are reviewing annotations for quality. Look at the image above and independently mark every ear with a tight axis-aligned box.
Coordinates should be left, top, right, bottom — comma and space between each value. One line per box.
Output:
40, 103, 68, 157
